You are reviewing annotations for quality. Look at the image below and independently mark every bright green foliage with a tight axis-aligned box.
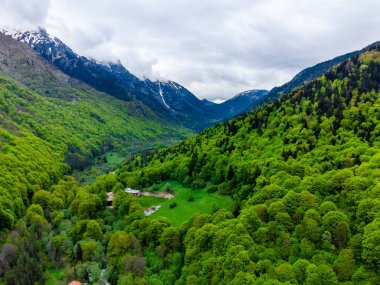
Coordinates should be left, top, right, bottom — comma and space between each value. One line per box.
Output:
2, 46, 380, 284
362, 219, 380, 271
113, 48, 380, 283
0, 72, 190, 231
305, 264, 338, 285
139, 196, 167, 208
333, 249, 356, 281
147, 181, 233, 227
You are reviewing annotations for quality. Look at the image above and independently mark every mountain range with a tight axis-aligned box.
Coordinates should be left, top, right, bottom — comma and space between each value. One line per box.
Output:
3, 28, 368, 131
0, 26, 377, 186
2, 29, 268, 130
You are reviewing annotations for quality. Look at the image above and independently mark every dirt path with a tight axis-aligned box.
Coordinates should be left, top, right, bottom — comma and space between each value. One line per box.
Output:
141, 191, 175, 199
141, 191, 175, 216
144, 205, 162, 216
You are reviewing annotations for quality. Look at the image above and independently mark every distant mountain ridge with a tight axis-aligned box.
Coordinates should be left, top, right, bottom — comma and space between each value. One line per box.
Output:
2, 28, 268, 130
4, 28, 373, 130
211, 89, 269, 119
259, 41, 380, 106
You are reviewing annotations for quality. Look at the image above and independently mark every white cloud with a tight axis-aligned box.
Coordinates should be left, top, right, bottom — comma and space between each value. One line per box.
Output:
1, 0, 380, 100
0, 0, 50, 30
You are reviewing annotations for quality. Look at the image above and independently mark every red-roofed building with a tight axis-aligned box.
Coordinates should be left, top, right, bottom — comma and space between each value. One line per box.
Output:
68, 281, 81, 285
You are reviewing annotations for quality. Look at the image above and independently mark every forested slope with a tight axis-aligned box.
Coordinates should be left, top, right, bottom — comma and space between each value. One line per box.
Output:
114, 47, 380, 283
0, 71, 188, 224
1, 43, 380, 285
0, 35, 190, 232
0, 32, 191, 285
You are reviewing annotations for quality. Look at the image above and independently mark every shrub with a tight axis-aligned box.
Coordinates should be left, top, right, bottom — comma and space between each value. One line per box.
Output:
192, 179, 206, 189
165, 183, 174, 193
206, 185, 218, 193
152, 184, 160, 191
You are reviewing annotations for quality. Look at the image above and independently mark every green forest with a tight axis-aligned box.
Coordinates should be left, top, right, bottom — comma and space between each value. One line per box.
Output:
1, 46, 380, 285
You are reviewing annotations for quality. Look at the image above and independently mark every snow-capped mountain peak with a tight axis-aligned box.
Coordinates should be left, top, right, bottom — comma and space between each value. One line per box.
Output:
2, 28, 63, 49
1, 28, 126, 72
1, 27, 81, 64
232, 89, 268, 100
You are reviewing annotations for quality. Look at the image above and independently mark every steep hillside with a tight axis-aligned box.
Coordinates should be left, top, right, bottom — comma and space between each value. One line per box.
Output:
212, 47, 369, 120
259, 42, 380, 109
266, 50, 361, 102
112, 46, 380, 283
0, 32, 188, 149
0, 33, 190, 229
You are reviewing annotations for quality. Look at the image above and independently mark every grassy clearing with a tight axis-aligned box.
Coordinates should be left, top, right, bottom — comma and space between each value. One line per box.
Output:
147, 181, 233, 227
139, 195, 168, 208
104, 151, 125, 164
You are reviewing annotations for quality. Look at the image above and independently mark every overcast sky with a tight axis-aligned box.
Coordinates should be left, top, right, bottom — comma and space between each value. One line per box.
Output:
1, 0, 380, 102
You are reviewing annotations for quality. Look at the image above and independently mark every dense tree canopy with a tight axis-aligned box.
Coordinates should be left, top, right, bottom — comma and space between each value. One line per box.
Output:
1, 46, 380, 284
115, 48, 380, 284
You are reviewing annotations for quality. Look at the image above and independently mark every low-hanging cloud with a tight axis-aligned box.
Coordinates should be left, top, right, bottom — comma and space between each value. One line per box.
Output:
1, 0, 380, 101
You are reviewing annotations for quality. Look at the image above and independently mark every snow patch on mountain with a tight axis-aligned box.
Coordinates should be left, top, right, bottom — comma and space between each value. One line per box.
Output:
166, 80, 181, 91
2, 28, 125, 72
158, 81, 172, 110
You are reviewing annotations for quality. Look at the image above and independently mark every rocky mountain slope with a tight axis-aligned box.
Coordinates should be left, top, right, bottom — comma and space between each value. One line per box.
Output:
2, 29, 272, 129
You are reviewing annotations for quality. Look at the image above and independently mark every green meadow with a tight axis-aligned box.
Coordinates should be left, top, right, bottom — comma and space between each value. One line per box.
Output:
139, 195, 167, 208
104, 151, 125, 165
146, 181, 233, 227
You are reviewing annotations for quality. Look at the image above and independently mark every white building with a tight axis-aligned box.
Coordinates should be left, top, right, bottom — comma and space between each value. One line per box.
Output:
125, 187, 141, 197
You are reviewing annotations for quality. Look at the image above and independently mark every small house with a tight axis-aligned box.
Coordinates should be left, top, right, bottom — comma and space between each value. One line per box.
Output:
125, 187, 141, 197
